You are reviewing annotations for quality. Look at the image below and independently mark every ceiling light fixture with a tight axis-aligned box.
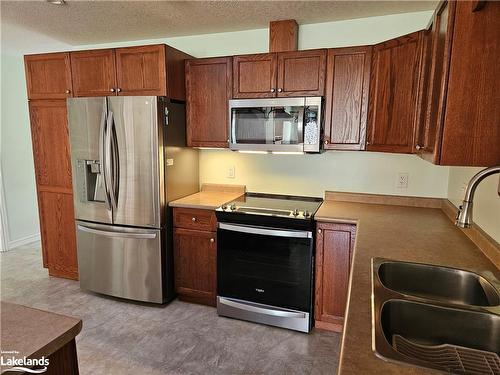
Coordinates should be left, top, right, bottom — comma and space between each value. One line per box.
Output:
46, 0, 66, 5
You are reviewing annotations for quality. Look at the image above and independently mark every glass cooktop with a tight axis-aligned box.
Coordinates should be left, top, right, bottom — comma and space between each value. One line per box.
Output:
216, 193, 323, 219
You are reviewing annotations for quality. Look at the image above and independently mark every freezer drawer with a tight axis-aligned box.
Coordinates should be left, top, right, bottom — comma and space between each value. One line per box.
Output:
76, 221, 164, 303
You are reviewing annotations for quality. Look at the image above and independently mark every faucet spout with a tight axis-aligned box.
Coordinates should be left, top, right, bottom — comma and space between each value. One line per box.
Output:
455, 166, 500, 228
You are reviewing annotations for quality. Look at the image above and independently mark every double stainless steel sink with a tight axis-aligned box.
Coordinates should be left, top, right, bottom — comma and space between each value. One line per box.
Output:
372, 258, 500, 374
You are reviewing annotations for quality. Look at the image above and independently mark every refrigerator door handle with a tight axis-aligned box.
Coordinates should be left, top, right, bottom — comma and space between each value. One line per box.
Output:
110, 111, 120, 211
99, 109, 112, 211
105, 111, 118, 214
77, 224, 157, 239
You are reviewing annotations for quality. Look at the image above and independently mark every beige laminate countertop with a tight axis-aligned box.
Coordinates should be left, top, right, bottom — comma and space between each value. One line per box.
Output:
169, 184, 245, 210
315, 199, 499, 375
0, 301, 82, 372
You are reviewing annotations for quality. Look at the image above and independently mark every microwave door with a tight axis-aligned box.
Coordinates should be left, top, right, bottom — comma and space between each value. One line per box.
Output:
107, 96, 160, 229
67, 97, 112, 224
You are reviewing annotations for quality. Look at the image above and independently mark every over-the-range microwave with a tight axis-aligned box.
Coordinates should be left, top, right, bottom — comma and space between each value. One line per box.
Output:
228, 97, 323, 154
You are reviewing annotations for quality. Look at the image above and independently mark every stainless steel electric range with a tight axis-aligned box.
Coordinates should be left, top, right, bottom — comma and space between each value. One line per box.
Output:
215, 193, 323, 333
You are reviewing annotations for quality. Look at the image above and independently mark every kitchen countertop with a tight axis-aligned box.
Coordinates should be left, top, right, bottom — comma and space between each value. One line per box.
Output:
0, 301, 82, 372
315, 196, 499, 374
169, 183, 245, 210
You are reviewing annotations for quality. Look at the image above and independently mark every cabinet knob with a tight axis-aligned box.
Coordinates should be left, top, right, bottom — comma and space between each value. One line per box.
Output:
415, 144, 425, 151
65, 89, 71, 94
191, 217, 196, 222
110, 88, 116, 92
210, 238, 215, 243
318, 229, 322, 234
324, 140, 329, 145
116, 88, 122, 93
277, 88, 283, 93
271, 88, 276, 93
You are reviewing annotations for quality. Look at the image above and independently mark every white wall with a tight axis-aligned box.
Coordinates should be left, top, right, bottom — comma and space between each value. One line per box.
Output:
447, 167, 500, 243
200, 150, 448, 198
0, 22, 72, 248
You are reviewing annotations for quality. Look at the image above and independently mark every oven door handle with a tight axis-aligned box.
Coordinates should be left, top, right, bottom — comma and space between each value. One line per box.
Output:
218, 223, 312, 239
218, 297, 306, 319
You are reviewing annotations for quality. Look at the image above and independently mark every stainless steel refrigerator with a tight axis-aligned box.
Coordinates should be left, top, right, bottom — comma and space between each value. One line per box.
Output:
67, 96, 198, 303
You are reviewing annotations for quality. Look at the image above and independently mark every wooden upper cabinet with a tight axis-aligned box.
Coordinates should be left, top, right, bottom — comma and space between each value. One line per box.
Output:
24, 53, 72, 99
29, 100, 72, 190
115, 44, 167, 96
367, 31, 424, 153
315, 222, 356, 332
439, 0, 500, 166
232, 50, 327, 98
70, 49, 117, 97
324, 47, 371, 150
417, 1, 455, 164
233, 53, 277, 98
277, 49, 327, 97
186, 57, 232, 147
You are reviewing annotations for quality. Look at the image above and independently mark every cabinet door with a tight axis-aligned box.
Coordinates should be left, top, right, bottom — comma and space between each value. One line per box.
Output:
324, 47, 371, 150
232, 53, 277, 98
440, 1, 500, 166
367, 31, 424, 153
315, 222, 356, 332
29, 100, 72, 190
276, 49, 327, 97
186, 57, 232, 147
70, 49, 117, 97
115, 45, 166, 96
174, 228, 217, 306
24, 53, 72, 99
38, 191, 78, 280
417, 1, 456, 163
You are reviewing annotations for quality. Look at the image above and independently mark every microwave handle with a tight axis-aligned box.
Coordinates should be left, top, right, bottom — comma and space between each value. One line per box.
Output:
218, 223, 312, 239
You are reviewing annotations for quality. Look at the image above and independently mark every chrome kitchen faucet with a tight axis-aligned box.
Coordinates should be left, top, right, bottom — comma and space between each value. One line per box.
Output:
455, 166, 500, 228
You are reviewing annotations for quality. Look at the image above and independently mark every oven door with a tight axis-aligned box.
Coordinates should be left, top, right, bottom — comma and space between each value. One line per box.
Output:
217, 223, 314, 312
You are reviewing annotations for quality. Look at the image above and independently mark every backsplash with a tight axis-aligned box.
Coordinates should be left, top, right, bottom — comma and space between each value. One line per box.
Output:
199, 149, 450, 198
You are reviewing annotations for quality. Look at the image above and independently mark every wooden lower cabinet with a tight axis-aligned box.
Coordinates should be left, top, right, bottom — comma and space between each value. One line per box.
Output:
173, 208, 217, 306
38, 191, 78, 280
315, 222, 356, 332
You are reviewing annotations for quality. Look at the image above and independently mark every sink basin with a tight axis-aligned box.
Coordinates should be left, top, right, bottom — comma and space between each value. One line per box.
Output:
377, 260, 500, 306
372, 258, 500, 374
378, 299, 500, 374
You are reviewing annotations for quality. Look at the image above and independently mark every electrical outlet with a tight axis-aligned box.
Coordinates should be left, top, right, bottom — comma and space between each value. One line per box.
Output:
227, 166, 235, 179
397, 172, 409, 189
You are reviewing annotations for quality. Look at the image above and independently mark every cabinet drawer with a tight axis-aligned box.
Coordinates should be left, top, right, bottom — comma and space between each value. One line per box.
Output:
173, 208, 217, 231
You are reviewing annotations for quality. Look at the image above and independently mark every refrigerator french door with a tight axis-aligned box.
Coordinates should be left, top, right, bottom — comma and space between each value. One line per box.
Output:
67, 96, 197, 303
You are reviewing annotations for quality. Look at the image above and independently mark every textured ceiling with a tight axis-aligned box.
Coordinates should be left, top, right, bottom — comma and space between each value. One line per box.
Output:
1, 0, 437, 46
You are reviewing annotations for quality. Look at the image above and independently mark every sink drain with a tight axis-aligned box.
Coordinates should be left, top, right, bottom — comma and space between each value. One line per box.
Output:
392, 334, 500, 375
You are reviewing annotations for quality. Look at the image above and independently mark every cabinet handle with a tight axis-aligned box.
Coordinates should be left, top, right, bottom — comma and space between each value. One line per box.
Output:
65, 89, 71, 94
192, 217, 196, 222
116, 88, 122, 93
210, 238, 215, 243
318, 229, 322, 234
110, 88, 116, 92
271, 88, 276, 93
277, 88, 283, 93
